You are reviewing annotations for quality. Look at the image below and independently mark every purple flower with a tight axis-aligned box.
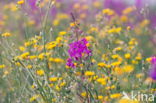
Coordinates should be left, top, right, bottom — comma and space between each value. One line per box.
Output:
151, 57, 156, 64
68, 38, 91, 60
149, 57, 156, 80
66, 38, 92, 68
66, 58, 75, 68
28, 0, 38, 10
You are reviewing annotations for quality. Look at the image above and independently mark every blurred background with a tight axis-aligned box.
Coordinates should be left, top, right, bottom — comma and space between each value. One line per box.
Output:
0, 0, 156, 55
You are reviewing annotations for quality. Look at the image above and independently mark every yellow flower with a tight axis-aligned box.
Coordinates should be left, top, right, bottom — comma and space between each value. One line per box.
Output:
24, 41, 31, 47
102, 9, 115, 16
122, 6, 136, 15
29, 55, 37, 60
20, 52, 30, 59
85, 36, 94, 41
122, 65, 134, 73
114, 66, 123, 75
10, 3, 18, 11
31, 85, 36, 89
135, 53, 142, 60
93, 75, 98, 80
29, 95, 39, 102
27, 20, 35, 26
38, 53, 45, 60
111, 61, 121, 66
113, 47, 122, 51
98, 62, 106, 67
52, 98, 56, 102
108, 27, 122, 34
55, 85, 60, 91
49, 83, 54, 87
49, 77, 58, 82
140, 19, 150, 27
27, 65, 32, 69
46, 41, 57, 50
136, 73, 144, 78
81, 92, 87, 97
110, 93, 122, 99
97, 95, 103, 100
105, 64, 111, 68
59, 31, 66, 36
1, 32, 12, 37
111, 54, 119, 59
125, 53, 131, 59
53, 19, 59, 26
36, 69, 45, 76
65, 65, 70, 69
49, 58, 64, 63
132, 60, 138, 64
19, 46, 26, 52
79, 64, 84, 67
70, 22, 76, 27
75, 72, 81, 76
97, 78, 106, 85
56, 37, 63, 44
85, 71, 95, 76
60, 82, 66, 87
86, 43, 90, 47
129, 38, 137, 45
146, 57, 152, 63
127, 26, 131, 30
17, 0, 24, 5
0, 64, 5, 69
15, 62, 21, 66
120, 15, 128, 22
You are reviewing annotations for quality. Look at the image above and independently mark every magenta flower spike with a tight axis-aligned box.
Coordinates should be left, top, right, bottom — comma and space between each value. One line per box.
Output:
66, 38, 92, 68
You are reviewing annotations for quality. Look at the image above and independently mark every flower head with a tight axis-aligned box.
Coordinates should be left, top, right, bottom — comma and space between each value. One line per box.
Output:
66, 38, 92, 68
68, 38, 92, 60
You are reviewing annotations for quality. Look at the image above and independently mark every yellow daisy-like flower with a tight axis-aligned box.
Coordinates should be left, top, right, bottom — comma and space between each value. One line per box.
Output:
29, 94, 40, 102
98, 62, 106, 67
97, 95, 103, 100
97, 78, 106, 85
110, 93, 122, 99
19, 46, 26, 52
49, 77, 58, 82
1, 32, 12, 37
0, 64, 5, 69
122, 65, 134, 73
49, 58, 64, 63
27, 65, 33, 69
102, 8, 115, 16
36, 69, 45, 76
85, 71, 95, 76
125, 53, 131, 59
59, 31, 66, 36
60, 82, 66, 87
146, 57, 152, 63
20, 52, 30, 59
81, 92, 87, 97
17, 0, 24, 5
